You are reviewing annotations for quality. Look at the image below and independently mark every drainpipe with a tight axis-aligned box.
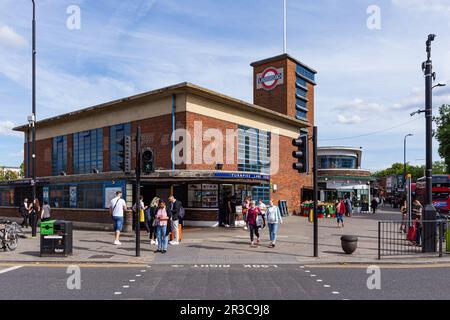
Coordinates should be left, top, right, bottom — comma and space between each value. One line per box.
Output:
172, 94, 176, 172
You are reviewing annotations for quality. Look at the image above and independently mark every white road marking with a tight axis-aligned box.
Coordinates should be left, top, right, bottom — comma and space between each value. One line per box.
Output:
129, 279, 136, 282
114, 292, 122, 295
310, 275, 316, 277
332, 291, 340, 295
324, 285, 331, 288
140, 270, 146, 273
136, 275, 142, 277
0, 266, 23, 274
305, 270, 310, 273
317, 279, 323, 282
123, 285, 130, 289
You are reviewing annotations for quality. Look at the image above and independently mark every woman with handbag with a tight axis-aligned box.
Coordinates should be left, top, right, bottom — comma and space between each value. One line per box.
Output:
155, 200, 170, 254
149, 197, 160, 245
246, 201, 263, 247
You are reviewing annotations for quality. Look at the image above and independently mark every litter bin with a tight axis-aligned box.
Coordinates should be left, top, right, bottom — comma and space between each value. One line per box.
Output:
40, 220, 73, 257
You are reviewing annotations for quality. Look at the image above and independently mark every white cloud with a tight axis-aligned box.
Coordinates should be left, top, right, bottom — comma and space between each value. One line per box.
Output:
335, 98, 385, 113
0, 25, 26, 48
0, 121, 21, 137
336, 114, 363, 125
392, 0, 450, 15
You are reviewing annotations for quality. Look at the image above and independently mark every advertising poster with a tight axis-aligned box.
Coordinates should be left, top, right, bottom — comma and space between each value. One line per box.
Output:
105, 187, 123, 208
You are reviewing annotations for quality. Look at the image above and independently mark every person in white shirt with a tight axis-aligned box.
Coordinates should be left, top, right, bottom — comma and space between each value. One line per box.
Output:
257, 199, 267, 230
109, 191, 128, 245
266, 200, 283, 248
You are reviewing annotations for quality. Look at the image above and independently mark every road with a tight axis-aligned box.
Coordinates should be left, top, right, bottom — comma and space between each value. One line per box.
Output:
1, 263, 449, 300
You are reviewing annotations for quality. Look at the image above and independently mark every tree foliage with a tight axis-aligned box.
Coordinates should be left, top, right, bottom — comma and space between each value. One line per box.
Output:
434, 104, 450, 173
373, 161, 447, 182
0, 168, 19, 181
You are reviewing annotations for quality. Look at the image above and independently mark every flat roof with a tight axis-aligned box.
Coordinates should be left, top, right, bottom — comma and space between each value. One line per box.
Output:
250, 53, 317, 74
13, 82, 310, 132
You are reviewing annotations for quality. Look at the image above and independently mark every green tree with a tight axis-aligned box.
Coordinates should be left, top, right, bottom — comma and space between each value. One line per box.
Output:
0, 168, 18, 181
19, 162, 25, 178
434, 104, 450, 173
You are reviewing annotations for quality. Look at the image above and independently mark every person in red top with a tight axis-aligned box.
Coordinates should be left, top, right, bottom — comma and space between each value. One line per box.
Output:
246, 200, 263, 247
336, 199, 346, 228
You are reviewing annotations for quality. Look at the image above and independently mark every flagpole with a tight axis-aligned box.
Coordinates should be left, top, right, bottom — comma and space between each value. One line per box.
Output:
283, 0, 287, 53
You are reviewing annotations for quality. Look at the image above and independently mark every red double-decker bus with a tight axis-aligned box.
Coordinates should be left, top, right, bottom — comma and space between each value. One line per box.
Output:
416, 174, 450, 214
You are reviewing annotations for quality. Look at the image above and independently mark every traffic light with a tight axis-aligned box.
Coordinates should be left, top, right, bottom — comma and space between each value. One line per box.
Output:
142, 149, 154, 174
123, 135, 132, 174
292, 135, 308, 173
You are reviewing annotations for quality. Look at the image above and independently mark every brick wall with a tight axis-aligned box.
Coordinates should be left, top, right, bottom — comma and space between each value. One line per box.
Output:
270, 134, 313, 212
131, 114, 180, 170
253, 59, 288, 115
185, 112, 238, 171
24, 138, 52, 178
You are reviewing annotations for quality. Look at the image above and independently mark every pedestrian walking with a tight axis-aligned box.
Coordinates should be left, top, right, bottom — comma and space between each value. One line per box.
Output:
132, 195, 148, 234
246, 200, 263, 247
411, 197, 423, 246
344, 194, 353, 217
336, 199, 346, 228
266, 200, 283, 248
20, 198, 30, 228
148, 197, 160, 245
242, 196, 251, 230
155, 200, 170, 254
400, 197, 408, 233
109, 191, 127, 246
168, 195, 183, 245
29, 198, 41, 229
371, 198, 378, 214
41, 201, 51, 222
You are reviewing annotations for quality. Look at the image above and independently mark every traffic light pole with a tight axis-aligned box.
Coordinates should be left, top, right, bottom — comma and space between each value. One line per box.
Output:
135, 126, 141, 257
313, 126, 318, 258
423, 35, 437, 253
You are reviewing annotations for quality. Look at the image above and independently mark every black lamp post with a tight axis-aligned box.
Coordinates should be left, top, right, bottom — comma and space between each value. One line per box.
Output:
30, 0, 37, 238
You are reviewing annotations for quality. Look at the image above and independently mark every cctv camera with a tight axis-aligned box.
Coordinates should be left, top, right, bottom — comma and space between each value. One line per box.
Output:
428, 34, 436, 42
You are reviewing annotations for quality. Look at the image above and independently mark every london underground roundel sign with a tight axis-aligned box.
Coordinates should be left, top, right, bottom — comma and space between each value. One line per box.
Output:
256, 67, 284, 91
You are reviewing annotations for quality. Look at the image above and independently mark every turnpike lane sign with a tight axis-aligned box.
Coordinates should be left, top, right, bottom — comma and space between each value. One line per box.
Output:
256, 67, 284, 91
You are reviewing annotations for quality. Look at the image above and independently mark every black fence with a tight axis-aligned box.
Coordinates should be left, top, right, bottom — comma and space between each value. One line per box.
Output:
378, 220, 446, 259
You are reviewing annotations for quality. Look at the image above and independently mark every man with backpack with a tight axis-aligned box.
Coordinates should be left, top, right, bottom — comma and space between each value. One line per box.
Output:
168, 195, 184, 245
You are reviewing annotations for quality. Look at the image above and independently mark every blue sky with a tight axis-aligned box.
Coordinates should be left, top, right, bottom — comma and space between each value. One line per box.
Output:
0, 0, 449, 171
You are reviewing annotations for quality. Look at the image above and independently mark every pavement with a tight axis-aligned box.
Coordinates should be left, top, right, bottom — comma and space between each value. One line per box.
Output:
1, 207, 449, 266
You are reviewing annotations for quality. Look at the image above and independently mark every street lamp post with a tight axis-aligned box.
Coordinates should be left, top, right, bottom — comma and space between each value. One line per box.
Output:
31, 0, 37, 238
403, 134, 413, 184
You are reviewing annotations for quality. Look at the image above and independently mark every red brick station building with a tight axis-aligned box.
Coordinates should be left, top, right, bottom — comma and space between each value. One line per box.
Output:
0, 54, 317, 228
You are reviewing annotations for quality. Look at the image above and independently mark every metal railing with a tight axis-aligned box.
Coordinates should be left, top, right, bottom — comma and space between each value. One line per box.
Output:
378, 219, 446, 259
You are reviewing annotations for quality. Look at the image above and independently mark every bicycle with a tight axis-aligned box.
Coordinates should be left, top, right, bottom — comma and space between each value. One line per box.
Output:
0, 220, 20, 251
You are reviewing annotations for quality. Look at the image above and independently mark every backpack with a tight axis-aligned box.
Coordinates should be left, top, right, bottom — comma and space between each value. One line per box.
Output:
178, 205, 185, 220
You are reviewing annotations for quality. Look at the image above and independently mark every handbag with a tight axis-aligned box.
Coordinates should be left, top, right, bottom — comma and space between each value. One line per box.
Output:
407, 222, 417, 242
139, 209, 145, 223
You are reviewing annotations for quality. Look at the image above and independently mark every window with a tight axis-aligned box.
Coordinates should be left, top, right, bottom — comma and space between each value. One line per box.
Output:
318, 155, 358, 169
296, 64, 315, 82
0, 188, 14, 207
238, 126, 270, 174
49, 183, 104, 209
52, 136, 67, 176
77, 184, 104, 209
296, 110, 308, 120
73, 129, 103, 174
252, 184, 270, 204
296, 78, 307, 89
50, 186, 70, 208
296, 87, 308, 99
188, 184, 219, 208
110, 123, 131, 172
296, 98, 307, 109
